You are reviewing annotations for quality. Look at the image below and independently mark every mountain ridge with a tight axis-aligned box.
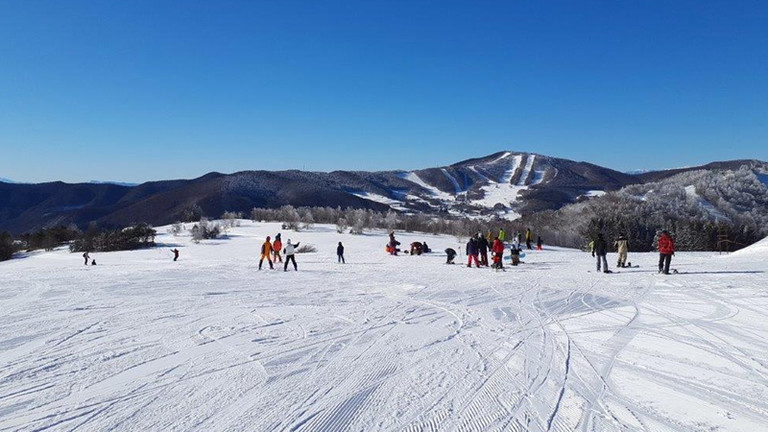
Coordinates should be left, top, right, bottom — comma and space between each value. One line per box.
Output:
1, 152, 765, 234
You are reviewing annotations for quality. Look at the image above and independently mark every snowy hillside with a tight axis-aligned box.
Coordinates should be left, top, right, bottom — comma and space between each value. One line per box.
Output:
2, 222, 768, 431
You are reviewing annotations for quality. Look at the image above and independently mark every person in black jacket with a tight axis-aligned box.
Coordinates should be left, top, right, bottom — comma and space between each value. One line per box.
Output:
477, 234, 489, 267
591, 233, 610, 273
445, 248, 457, 264
466, 237, 480, 268
337, 242, 345, 264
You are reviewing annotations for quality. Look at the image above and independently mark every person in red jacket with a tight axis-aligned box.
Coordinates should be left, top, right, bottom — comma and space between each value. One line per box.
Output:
657, 230, 675, 274
491, 237, 505, 269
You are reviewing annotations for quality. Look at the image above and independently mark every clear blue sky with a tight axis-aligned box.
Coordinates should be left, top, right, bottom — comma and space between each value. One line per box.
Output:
1, 0, 766, 183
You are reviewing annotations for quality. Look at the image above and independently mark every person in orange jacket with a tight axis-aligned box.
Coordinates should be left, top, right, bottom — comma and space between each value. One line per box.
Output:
259, 236, 274, 270
272, 234, 283, 263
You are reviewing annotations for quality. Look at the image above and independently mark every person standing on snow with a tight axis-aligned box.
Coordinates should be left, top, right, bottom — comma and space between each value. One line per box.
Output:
259, 236, 274, 270
525, 228, 533, 250
536, 236, 543, 251
337, 241, 345, 263
592, 233, 610, 273
284, 239, 301, 271
171, 248, 179, 261
466, 237, 480, 268
614, 234, 629, 268
491, 236, 505, 269
657, 230, 675, 274
477, 233, 489, 266
83, 251, 90, 265
272, 233, 283, 263
498, 228, 506, 242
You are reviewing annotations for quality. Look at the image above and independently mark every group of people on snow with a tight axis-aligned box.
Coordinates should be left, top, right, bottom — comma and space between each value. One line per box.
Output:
461, 228, 536, 270
259, 233, 301, 271
589, 230, 675, 274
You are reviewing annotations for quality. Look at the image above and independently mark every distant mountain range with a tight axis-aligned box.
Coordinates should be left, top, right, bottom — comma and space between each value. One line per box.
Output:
1, 152, 765, 234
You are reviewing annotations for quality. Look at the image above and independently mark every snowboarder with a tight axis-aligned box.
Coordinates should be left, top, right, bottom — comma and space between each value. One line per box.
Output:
445, 248, 457, 264
171, 248, 179, 261
509, 243, 521, 266
614, 234, 629, 268
466, 237, 480, 268
491, 237, 505, 269
284, 239, 301, 271
511, 235, 521, 252
525, 228, 533, 250
592, 233, 610, 273
498, 228, 506, 242
536, 236, 543, 251
337, 241, 345, 263
657, 230, 675, 274
477, 233, 489, 266
83, 251, 90, 265
259, 236, 274, 270
91, 259, 96, 265
272, 234, 283, 263
422, 242, 431, 253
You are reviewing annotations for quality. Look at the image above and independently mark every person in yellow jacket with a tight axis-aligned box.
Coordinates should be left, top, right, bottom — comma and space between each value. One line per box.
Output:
259, 236, 274, 270
272, 234, 283, 263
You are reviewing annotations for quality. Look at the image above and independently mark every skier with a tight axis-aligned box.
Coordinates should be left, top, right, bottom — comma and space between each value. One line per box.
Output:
614, 234, 629, 268
337, 241, 345, 263
477, 233, 489, 266
657, 230, 675, 274
525, 228, 533, 250
466, 237, 480, 268
592, 233, 610, 273
272, 234, 283, 263
445, 248, 457, 264
82, 251, 90, 265
536, 236, 543, 251
171, 248, 179, 261
259, 236, 274, 270
284, 239, 301, 271
491, 236, 505, 269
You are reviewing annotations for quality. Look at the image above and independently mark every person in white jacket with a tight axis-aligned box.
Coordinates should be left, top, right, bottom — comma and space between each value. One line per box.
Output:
284, 239, 301, 271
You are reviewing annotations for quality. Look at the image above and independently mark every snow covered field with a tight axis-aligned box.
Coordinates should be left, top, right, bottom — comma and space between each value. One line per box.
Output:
2, 222, 768, 431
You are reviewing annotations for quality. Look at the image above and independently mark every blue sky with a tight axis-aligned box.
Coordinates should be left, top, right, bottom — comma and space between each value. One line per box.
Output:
1, 0, 766, 183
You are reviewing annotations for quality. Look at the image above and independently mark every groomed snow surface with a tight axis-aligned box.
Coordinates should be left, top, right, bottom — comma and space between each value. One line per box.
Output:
2, 222, 768, 431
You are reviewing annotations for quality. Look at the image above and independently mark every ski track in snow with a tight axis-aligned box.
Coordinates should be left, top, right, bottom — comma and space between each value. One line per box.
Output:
2, 222, 768, 431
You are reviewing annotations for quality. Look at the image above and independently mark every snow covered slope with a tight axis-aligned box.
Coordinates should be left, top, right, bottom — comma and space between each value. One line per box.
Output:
2, 223, 768, 431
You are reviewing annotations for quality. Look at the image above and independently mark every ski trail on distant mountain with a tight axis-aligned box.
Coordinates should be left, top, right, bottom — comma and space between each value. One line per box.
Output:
441, 169, 462, 194
517, 154, 536, 186
400, 172, 453, 200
